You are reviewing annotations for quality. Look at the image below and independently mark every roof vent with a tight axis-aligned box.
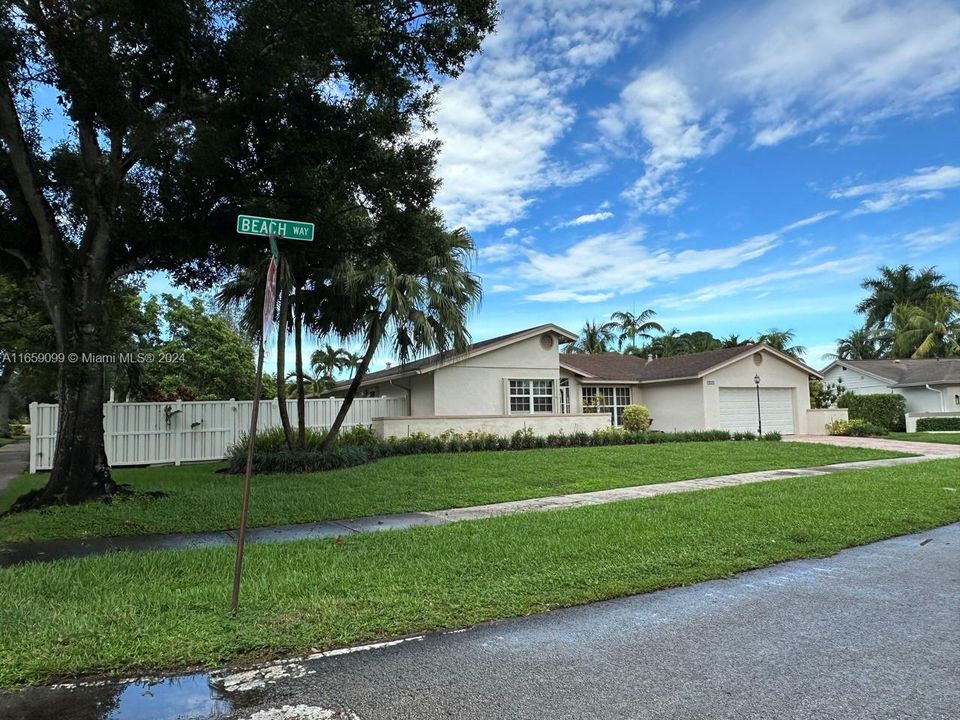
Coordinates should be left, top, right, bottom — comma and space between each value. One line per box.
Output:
893, 359, 900, 364
385, 362, 392, 369
647, 354, 653, 362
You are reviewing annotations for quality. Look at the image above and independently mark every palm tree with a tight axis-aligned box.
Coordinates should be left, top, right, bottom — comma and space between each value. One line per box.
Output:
856, 265, 958, 330
720, 334, 751, 349
893, 294, 960, 359
310, 344, 353, 389
320, 228, 482, 450
826, 327, 887, 360
571, 321, 615, 354
755, 328, 807, 359
606, 309, 663, 350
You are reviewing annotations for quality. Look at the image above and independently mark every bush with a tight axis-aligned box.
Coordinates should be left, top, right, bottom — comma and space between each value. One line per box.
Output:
622, 405, 652, 432
224, 425, 780, 474
837, 393, 906, 431
916, 416, 960, 432
762, 431, 782, 441
826, 418, 888, 437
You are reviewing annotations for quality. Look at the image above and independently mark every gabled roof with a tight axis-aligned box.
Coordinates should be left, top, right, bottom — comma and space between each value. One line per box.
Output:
329, 324, 577, 389
563, 343, 822, 383
822, 358, 960, 387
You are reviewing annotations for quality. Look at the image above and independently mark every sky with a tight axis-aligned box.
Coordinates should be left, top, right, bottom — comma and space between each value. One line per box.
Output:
146, 0, 960, 370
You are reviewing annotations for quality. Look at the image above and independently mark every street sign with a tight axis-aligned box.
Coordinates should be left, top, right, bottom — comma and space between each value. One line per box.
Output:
236, 214, 315, 241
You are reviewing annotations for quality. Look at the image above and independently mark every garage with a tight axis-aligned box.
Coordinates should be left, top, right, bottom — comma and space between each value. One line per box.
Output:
718, 387, 796, 435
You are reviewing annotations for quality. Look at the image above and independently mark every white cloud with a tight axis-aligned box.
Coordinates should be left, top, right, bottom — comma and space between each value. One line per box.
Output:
503, 228, 520, 238
517, 229, 779, 302
655, 255, 870, 309
778, 211, 837, 233
555, 210, 615, 228
597, 69, 731, 214
901, 221, 960, 250
667, 0, 960, 148
433, 1, 685, 230
830, 165, 960, 215
478, 242, 523, 263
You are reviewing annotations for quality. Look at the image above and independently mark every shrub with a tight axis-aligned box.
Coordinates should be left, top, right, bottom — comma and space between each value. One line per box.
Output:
622, 405, 652, 432
826, 418, 887, 437
225, 425, 780, 474
837, 393, 906, 431
762, 431, 782, 441
916, 416, 960, 432
8, 419, 25, 437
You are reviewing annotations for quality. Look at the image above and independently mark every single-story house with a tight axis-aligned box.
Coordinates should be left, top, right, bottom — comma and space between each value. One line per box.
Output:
820, 359, 960, 414
327, 324, 828, 437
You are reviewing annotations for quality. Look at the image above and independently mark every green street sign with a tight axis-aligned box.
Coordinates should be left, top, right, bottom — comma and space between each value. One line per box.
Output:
236, 214, 315, 241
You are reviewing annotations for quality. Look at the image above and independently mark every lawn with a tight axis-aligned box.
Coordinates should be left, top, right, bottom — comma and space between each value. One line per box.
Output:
889, 432, 960, 445
0, 459, 957, 688
0, 437, 19, 448
0, 441, 904, 542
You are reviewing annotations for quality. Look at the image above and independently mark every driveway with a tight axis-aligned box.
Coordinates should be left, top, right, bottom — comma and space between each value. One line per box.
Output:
5, 524, 957, 720
787, 434, 960, 457
0, 440, 28, 495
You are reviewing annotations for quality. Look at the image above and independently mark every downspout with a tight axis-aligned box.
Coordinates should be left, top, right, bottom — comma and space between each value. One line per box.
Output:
924, 384, 945, 412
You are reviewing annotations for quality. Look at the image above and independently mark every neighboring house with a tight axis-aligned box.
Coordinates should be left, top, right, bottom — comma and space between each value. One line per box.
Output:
820, 359, 960, 414
327, 324, 825, 436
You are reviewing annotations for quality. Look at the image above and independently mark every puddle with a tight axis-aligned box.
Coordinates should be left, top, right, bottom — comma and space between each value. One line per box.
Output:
0, 671, 261, 720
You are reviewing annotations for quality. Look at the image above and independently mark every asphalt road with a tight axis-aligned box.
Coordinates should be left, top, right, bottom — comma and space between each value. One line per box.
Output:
237, 523, 960, 720
0, 440, 28, 495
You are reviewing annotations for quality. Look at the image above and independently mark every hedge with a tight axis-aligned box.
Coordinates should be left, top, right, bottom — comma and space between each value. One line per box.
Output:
916, 416, 960, 432
837, 393, 906, 432
226, 426, 780, 475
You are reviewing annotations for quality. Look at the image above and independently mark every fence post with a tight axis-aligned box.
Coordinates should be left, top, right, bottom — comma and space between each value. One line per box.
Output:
174, 399, 183, 466
229, 398, 238, 456
29, 402, 37, 474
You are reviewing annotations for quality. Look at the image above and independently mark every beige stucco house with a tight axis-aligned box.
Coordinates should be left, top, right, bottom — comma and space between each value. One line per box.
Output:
327, 324, 827, 437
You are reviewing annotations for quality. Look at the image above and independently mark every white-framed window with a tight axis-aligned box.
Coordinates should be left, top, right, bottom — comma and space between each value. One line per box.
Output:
509, 379, 554, 414
582, 386, 632, 426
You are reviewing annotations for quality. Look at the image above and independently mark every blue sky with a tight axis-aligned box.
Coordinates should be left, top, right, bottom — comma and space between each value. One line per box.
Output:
144, 0, 959, 370
422, 0, 960, 366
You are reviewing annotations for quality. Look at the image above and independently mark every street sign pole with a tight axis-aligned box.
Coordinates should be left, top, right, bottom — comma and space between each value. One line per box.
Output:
231, 232, 282, 612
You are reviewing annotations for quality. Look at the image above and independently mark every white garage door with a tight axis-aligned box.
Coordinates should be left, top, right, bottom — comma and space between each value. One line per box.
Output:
718, 388, 795, 435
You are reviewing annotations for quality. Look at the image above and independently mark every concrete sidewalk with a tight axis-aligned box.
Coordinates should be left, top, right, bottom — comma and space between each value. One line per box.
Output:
2, 446, 950, 567
0, 440, 28, 495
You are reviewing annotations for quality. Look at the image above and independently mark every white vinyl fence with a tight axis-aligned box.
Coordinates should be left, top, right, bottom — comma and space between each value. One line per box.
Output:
28, 396, 409, 473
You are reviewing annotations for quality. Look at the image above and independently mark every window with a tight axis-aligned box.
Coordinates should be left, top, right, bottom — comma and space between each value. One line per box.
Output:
509, 379, 554, 414
582, 386, 632, 426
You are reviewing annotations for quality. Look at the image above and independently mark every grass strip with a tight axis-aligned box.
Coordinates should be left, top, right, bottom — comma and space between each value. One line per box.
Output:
1, 458, 957, 688
889, 432, 960, 445
0, 441, 903, 542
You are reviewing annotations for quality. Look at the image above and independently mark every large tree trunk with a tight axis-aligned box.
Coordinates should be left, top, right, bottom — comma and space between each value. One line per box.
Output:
294, 297, 306, 450
274, 263, 295, 451
0, 362, 12, 437
320, 324, 382, 452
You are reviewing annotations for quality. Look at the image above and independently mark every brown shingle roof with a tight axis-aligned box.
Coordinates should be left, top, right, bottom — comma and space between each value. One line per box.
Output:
831, 358, 960, 386
562, 345, 756, 382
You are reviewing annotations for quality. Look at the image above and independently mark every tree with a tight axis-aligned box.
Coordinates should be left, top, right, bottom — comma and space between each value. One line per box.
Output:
310, 344, 354, 391
720, 334, 752, 349
755, 328, 807, 359
136, 296, 256, 401
827, 327, 887, 361
856, 265, 958, 330
0, 1, 497, 506
606, 309, 663, 350
571, 321, 615, 354
892, 294, 960, 359
321, 225, 481, 450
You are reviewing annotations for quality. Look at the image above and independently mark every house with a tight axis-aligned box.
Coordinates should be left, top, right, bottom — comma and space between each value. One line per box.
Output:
327, 324, 828, 437
820, 359, 960, 414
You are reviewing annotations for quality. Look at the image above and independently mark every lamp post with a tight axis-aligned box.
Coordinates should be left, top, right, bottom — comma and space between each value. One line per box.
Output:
754, 373, 762, 436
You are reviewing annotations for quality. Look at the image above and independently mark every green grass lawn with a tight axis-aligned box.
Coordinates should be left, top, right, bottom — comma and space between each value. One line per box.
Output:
0, 441, 904, 543
0, 459, 956, 688
0, 437, 20, 448
889, 432, 960, 445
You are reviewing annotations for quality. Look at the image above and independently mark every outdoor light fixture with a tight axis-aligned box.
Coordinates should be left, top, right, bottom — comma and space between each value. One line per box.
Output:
754, 374, 762, 436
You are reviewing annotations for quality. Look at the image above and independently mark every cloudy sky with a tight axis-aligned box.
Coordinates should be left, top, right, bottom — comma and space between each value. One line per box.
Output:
425, 0, 960, 365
